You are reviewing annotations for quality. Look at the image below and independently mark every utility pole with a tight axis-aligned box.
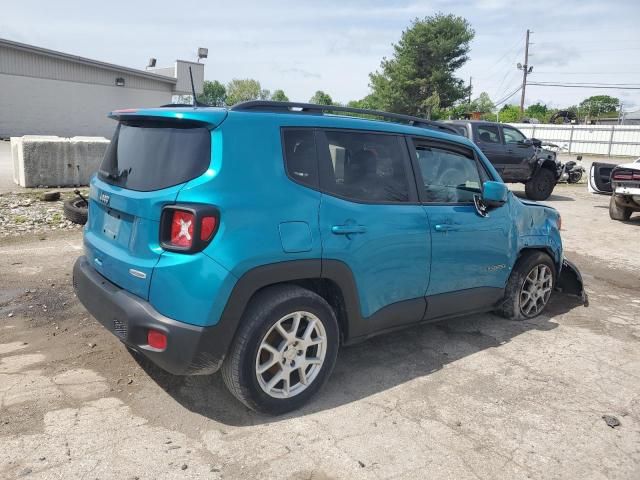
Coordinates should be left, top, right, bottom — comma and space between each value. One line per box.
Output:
519, 29, 532, 115
468, 76, 472, 104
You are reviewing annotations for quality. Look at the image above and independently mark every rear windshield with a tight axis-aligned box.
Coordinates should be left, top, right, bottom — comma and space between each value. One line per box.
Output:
98, 120, 211, 191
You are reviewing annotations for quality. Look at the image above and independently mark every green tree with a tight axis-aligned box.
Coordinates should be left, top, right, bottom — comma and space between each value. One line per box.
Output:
198, 80, 226, 106
498, 104, 520, 123
579, 95, 620, 117
367, 13, 474, 118
309, 90, 334, 105
225, 79, 270, 106
525, 102, 548, 121
472, 92, 494, 113
270, 89, 289, 102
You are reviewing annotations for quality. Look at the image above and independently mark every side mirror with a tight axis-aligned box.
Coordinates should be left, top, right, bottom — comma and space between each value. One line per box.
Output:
482, 181, 508, 208
519, 138, 534, 147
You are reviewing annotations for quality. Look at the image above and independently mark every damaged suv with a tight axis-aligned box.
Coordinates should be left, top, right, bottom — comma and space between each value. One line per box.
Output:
73, 101, 585, 414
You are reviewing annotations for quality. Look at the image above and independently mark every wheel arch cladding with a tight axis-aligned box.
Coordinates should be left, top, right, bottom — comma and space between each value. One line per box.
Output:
218, 259, 365, 346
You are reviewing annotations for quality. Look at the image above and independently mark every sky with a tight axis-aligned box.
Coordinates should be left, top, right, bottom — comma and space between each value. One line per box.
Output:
3, 0, 640, 111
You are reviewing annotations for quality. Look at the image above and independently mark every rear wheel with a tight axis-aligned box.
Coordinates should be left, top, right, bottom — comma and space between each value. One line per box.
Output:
525, 168, 556, 201
222, 285, 339, 414
609, 195, 632, 221
498, 251, 555, 321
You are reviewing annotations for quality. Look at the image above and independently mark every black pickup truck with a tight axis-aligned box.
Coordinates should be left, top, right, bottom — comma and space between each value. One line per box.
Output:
446, 120, 561, 200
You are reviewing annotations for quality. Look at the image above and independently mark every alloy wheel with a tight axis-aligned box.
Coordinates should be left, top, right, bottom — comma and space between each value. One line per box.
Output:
520, 264, 553, 317
255, 311, 327, 399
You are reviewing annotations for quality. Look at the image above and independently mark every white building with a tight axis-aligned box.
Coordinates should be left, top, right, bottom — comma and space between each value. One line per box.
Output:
0, 38, 204, 138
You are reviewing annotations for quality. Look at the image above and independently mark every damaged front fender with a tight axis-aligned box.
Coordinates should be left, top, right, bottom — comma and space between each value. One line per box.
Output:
556, 258, 588, 306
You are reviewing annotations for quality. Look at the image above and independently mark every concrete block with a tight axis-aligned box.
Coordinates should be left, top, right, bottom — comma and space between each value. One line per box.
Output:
10, 136, 109, 187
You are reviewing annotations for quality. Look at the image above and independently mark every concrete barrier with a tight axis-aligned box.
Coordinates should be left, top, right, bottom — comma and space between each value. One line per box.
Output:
11, 136, 109, 187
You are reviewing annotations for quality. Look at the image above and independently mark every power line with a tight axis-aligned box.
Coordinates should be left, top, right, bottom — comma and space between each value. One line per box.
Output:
494, 85, 522, 107
531, 81, 640, 86
528, 82, 640, 90
533, 71, 640, 75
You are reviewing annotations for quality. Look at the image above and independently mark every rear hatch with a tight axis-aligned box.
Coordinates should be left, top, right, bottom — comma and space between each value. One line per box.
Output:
84, 110, 225, 299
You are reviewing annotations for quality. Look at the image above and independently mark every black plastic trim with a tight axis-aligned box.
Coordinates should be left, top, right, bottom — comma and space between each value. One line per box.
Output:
73, 256, 231, 375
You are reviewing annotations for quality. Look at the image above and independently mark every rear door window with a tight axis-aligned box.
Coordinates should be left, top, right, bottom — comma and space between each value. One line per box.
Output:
99, 121, 211, 192
476, 125, 501, 144
317, 130, 411, 203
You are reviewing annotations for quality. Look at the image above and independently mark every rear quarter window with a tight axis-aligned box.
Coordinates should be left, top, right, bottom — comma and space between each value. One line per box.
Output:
99, 121, 211, 192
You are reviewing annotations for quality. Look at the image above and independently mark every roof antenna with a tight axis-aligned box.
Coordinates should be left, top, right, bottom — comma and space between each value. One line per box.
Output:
188, 66, 205, 108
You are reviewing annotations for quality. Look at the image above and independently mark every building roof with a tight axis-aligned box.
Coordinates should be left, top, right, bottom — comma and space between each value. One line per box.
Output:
0, 37, 176, 85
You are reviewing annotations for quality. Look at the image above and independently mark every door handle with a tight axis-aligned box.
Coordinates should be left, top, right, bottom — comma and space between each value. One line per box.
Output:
331, 225, 367, 235
434, 224, 458, 232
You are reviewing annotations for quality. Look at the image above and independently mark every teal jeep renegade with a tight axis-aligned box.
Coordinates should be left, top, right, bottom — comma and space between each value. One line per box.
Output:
73, 101, 585, 414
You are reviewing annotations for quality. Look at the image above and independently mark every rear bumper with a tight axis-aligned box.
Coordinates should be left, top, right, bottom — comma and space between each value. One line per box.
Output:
73, 255, 233, 375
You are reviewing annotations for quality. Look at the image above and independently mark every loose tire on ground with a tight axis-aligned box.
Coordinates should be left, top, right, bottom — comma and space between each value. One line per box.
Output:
497, 250, 555, 321
222, 284, 339, 415
63, 198, 88, 225
609, 195, 632, 221
525, 168, 556, 201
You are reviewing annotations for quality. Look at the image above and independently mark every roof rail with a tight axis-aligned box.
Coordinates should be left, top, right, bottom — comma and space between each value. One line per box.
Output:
230, 101, 460, 135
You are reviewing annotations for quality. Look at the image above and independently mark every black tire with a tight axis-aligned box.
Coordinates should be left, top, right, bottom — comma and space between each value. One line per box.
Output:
609, 195, 632, 221
567, 171, 583, 184
497, 251, 556, 321
40, 191, 61, 202
63, 197, 88, 225
525, 168, 556, 200
221, 284, 339, 415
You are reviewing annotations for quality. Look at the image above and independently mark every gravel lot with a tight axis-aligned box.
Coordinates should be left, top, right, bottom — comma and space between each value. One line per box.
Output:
0, 183, 639, 480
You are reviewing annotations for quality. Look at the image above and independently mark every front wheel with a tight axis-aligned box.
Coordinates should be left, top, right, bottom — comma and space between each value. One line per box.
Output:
498, 251, 555, 321
609, 195, 632, 221
525, 168, 556, 201
222, 285, 339, 414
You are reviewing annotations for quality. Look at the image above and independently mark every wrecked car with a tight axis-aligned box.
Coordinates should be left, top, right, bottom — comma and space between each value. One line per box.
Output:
73, 101, 586, 414
445, 120, 562, 200
589, 158, 640, 221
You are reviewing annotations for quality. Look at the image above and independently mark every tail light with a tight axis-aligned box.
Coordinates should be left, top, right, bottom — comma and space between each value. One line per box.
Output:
160, 205, 219, 253
612, 169, 640, 181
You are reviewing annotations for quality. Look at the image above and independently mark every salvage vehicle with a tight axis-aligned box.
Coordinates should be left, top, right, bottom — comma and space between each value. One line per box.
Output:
73, 101, 585, 414
589, 158, 640, 221
446, 120, 562, 201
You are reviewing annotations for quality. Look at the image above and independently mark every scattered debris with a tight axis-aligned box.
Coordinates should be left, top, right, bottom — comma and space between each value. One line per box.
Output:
8, 312, 13, 317
602, 415, 621, 428
40, 191, 61, 202
0, 191, 84, 237
88, 343, 96, 348
181, 464, 188, 470
358, 460, 365, 468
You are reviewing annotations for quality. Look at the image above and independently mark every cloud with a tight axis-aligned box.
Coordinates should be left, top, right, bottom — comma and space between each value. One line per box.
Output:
531, 43, 582, 68
1, 0, 639, 107
277, 67, 322, 80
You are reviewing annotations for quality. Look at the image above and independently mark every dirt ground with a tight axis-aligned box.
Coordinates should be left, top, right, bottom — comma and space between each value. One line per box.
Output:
1, 183, 639, 480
